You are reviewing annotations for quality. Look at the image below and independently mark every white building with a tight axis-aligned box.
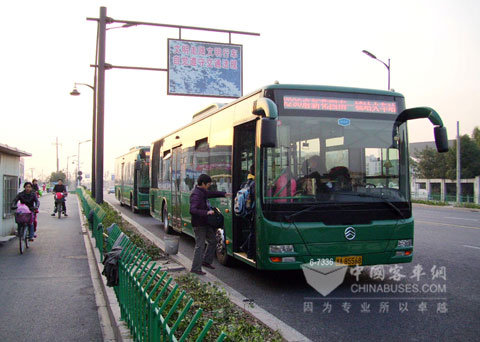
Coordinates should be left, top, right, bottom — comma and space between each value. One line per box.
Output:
0, 143, 31, 237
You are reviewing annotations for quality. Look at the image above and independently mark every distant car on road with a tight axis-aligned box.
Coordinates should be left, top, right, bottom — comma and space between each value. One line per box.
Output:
107, 187, 115, 194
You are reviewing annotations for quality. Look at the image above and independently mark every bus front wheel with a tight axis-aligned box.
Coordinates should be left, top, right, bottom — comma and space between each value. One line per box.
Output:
216, 228, 231, 266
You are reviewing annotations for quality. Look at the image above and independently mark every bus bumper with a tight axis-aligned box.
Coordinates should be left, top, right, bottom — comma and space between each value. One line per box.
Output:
259, 248, 413, 270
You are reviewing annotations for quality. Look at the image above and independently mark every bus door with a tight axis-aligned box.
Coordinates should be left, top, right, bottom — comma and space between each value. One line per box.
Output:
132, 159, 139, 210
171, 147, 182, 229
232, 121, 256, 260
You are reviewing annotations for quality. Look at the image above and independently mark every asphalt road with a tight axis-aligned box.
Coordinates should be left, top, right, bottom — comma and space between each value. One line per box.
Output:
0, 194, 103, 342
105, 193, 480, 342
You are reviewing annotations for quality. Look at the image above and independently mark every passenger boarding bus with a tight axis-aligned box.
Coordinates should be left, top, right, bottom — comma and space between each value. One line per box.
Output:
114, 146, 150, 213
149, 84, 448, 270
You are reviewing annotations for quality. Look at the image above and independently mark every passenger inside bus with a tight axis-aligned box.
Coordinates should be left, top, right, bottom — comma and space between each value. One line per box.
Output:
327, 166, 352, 192
296, 156, 329, 196
269, 166, 297, 203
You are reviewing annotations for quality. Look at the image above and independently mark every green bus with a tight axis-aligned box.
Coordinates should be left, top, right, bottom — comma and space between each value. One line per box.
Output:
149, 84, 448, 270
115, 146, 150, 213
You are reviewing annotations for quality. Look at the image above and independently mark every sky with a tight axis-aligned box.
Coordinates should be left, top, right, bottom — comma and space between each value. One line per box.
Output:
1, 0, 479, 182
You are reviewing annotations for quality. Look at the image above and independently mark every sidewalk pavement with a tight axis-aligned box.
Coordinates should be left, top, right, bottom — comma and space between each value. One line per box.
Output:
0, 193, 105, 342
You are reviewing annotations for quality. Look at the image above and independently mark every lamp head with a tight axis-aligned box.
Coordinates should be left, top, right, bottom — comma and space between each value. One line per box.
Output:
362, 50, 377, 59
70, 86, 80, 96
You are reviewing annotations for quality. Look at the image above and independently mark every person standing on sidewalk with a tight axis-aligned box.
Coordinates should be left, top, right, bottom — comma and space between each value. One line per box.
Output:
189, 174, 228, 275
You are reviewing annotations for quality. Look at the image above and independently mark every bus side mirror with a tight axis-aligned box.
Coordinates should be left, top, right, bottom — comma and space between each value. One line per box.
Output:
434, 126, 449, 152
259, 118, 277, 148
252, 98, 278, 119
392, 107, 449, 153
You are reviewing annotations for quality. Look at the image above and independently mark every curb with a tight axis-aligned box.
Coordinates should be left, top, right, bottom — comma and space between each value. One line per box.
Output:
0, 235, 16, 243
105, 198, 313, 342
77, 197, 133, 342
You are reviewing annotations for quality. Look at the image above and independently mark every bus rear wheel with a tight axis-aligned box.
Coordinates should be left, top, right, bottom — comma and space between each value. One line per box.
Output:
216, 228, 231, 266
162, 206, 173, 234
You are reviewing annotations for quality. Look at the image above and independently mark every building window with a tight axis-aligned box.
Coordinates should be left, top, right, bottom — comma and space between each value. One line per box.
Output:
3, 175, 18, 218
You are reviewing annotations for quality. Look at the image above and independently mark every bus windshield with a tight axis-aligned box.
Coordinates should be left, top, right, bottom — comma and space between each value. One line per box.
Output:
262, 112, 409, 208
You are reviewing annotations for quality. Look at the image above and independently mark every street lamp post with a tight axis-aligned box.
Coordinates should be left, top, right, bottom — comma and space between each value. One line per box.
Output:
66, 154, 77, 188
362, 50, 391, 90
70, 82, 96, 198
77, 139, 91, 187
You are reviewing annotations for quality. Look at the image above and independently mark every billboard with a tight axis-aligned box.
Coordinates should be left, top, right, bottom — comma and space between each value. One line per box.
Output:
168, 39, 242, 98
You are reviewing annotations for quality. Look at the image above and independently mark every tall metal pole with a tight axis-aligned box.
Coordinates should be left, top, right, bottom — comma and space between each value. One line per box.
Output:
95, 6, 106, 204
77, 142, 81, 187
92, 22, 99, 199
56, 137, 59, 172
387, 58, 391, 91
456, 121, 461, 203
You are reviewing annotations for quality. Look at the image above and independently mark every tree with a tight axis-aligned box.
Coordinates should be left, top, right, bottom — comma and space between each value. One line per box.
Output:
49, 171, 66, 183
413, 147, 448, 178
445, 134, 480, 179
472, 126, 480, 147
413, 127, 480, 180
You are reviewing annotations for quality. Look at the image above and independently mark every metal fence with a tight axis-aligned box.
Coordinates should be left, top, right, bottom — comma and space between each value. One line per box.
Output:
411, 192, 476, 203
77, 188, 227, 342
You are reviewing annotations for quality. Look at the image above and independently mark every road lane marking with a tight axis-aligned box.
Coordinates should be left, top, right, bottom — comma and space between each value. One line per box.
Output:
445, 216, 478, 221
416, 220, 480, 230
463, 245, 480, 250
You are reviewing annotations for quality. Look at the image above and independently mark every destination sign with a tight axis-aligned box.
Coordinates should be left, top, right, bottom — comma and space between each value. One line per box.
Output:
284, 96, 397, 114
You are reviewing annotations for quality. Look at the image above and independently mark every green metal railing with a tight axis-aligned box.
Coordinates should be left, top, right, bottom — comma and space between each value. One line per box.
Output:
412, 191, 475, 203
77, 189, 227, 342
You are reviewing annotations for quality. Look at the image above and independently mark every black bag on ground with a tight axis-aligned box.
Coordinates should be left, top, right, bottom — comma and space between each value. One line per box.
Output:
207, 207, 224, 228
102, 246, 123, 287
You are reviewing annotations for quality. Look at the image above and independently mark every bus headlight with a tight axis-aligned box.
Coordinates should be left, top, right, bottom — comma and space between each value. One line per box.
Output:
397, 239, 413, 248
269, 245, 294, 253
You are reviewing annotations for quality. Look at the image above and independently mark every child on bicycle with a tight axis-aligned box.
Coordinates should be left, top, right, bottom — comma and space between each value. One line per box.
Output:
11, 181, 40, 241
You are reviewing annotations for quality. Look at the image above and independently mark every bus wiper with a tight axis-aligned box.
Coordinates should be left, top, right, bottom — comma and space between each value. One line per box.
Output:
343, 192, 406, 219
284, 202, 339, 222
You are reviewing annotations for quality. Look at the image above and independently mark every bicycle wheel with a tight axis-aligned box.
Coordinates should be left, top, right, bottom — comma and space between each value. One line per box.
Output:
57, 203, 62, 219
19, 225, 26, 254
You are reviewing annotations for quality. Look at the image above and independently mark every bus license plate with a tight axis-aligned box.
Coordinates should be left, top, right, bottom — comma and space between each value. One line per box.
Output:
335, 256, 362, 266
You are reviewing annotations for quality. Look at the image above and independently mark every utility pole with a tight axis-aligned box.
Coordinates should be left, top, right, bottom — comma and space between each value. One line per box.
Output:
456, 121, 461, 203
52, 137, 62, 172
95, 6, 107, 204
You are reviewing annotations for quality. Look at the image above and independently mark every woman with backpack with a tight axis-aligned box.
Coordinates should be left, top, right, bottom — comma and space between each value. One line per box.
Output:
238, 165, 256, 260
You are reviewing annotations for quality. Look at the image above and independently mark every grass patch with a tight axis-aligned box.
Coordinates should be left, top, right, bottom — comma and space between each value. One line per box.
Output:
99, 201, 165, 260
169, 273, 284, 342
413, 199, 480, 209
412, 199, 449, 206
454, 202, 480, 209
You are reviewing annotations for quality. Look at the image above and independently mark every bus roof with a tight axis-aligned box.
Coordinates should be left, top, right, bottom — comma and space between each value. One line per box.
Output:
260, 83, 404, 98
151, 84, 404, 145
115, 146, 150, 160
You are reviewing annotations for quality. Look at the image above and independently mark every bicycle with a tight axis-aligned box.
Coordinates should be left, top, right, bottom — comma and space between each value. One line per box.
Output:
12, 207, 33, 254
